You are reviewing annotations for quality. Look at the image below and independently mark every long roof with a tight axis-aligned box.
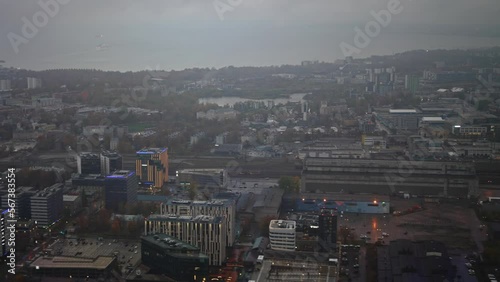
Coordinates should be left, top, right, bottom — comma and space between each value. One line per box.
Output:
30, 256, 115, 270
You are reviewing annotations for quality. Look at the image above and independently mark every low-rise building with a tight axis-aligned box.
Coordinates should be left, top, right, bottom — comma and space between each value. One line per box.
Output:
29, 255, 117, 279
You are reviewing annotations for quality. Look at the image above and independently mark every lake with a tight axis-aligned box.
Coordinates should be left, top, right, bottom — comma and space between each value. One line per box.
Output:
198, 93, 308, 107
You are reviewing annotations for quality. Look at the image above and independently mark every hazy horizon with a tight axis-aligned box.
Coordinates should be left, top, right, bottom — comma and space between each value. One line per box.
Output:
2, 0, 500, 72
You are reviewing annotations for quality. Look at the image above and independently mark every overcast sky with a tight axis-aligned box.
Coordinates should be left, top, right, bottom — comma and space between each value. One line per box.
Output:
1, 0, 500, 71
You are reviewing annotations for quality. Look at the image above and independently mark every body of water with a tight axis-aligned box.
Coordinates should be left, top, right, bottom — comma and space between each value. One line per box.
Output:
198, 93, 308, 107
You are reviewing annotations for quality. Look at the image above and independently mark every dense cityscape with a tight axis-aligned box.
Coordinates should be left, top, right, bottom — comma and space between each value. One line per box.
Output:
1, 47, 500, 282
1, 1, 500, 282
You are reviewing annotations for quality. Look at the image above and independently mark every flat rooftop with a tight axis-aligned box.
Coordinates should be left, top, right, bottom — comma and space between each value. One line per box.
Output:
389, 109, 417, 114
177, 168, 223, 174
422, 117, 445, 122
142, 234, 201, 252
136, 148, 167, 154
63, 195, 79, 202
167, 199, 232, 207
30, 255, 115, 270
147, 214, 223, 224
101, 151, 121, 158
32, 184, 62, 198
270, 220, 296, 229
106, 170, 134, 178
300, 193, 390, 203
79, 152, 100, 158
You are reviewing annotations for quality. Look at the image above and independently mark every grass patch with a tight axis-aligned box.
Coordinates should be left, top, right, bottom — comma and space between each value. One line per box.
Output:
126, 122, 155, 133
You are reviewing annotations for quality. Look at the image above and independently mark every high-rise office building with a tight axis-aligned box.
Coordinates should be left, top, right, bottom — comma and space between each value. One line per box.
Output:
104, 170, 138, 211
269, 220, 296, 251
135, 148, 168, 188
144, 214, 227, 265
141, 234, 209, 281
0, 80, 11, 91
77, 152, 101, 175
318, 208, 337, 248
405, 75, 420, 93
27, 77, 42, 89
30, 184, 63, 227
100, 151, 122, 175
161, 199, 236, 246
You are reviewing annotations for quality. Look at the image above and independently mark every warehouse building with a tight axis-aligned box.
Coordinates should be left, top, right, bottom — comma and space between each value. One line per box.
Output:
302, 158, 478, 198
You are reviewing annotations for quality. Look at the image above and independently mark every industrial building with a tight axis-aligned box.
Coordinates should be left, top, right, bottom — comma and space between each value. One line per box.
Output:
135, 148, 169, 189
302, 157, 479, 198
30, 184, 63, 227
104, 170, 138, 212
269, 220, 296, 251
160, 199, 236, 246
375, 109, 421, 132
141, 234, 209, 282
144, 214, 227, 265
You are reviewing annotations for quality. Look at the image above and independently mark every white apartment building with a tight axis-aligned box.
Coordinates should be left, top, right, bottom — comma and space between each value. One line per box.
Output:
160, 199, 236, 246
144, 214, 227, 265
269, 220, 296, 251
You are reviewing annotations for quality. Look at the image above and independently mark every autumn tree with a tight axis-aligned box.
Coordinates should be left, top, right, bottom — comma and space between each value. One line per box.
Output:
111, 218, 121, 235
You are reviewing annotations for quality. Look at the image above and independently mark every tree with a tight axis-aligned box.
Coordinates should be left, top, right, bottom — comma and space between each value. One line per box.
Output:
187, 181, 199, 200
278, 176, 300, 193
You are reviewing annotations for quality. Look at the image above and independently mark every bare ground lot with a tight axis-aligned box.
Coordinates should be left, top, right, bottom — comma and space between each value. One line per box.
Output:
340, 198, 485, 251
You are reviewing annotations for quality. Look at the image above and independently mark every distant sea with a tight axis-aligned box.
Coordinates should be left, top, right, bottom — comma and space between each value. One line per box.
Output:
4, 24, 500, 71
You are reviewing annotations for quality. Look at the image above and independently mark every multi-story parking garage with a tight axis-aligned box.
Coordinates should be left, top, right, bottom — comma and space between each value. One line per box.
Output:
302, 158, 479, 198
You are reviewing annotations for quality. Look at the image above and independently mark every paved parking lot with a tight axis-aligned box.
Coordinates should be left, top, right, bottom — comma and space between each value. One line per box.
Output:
50, 237, 141, 276
227, 178, 278, 194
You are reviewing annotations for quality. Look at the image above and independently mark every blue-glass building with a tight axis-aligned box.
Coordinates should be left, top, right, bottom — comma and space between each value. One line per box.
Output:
104, 170, 138, 211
